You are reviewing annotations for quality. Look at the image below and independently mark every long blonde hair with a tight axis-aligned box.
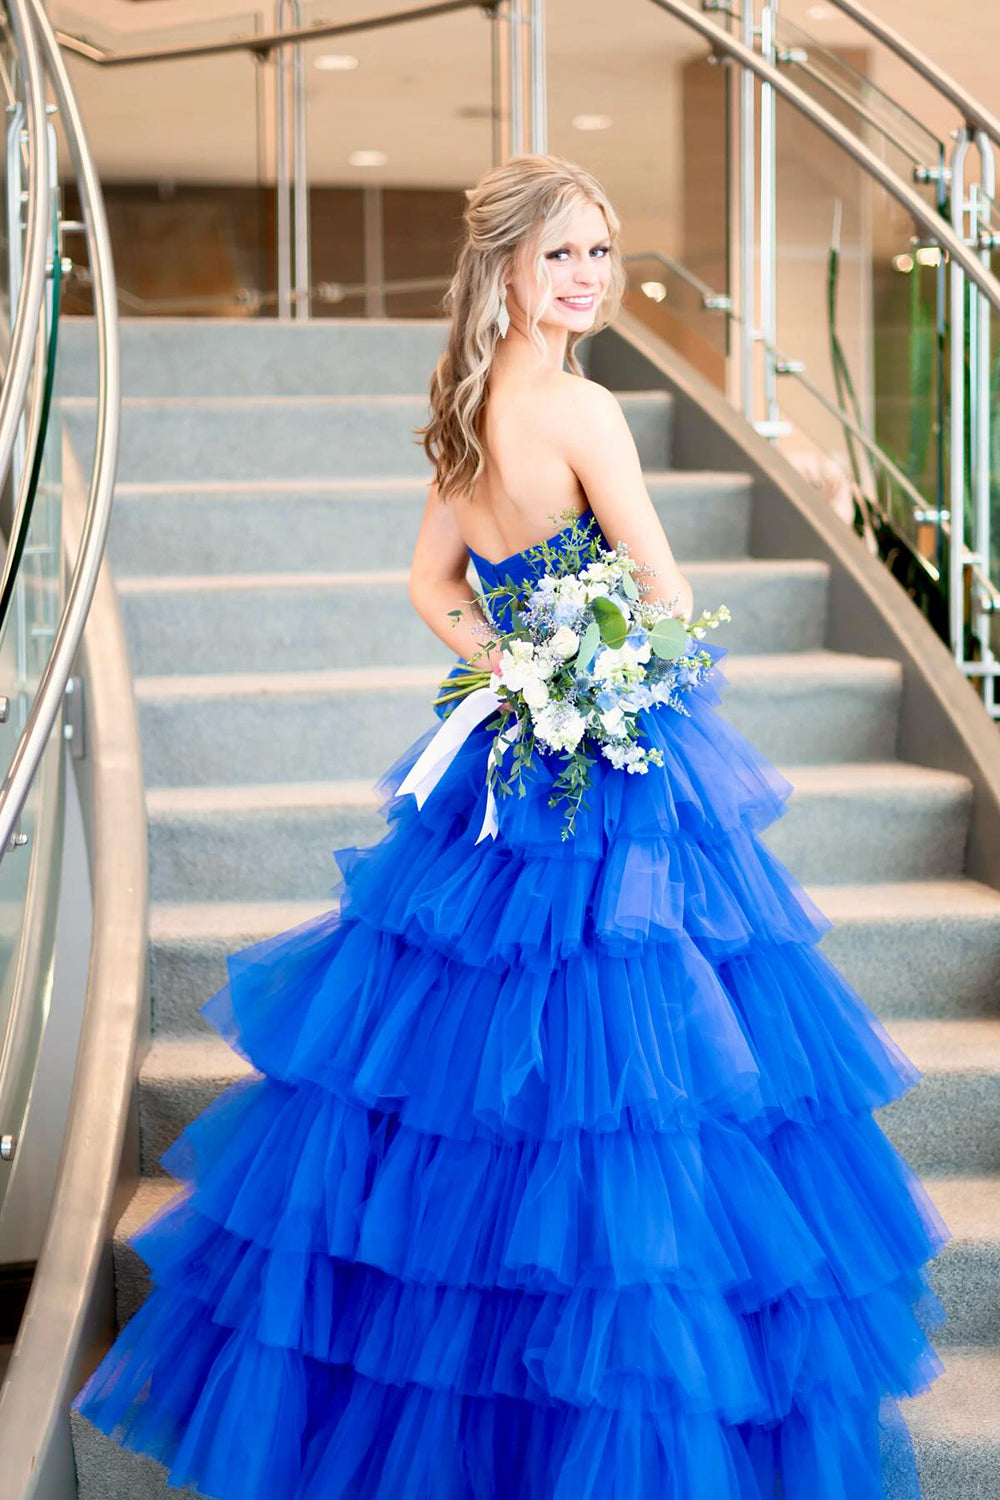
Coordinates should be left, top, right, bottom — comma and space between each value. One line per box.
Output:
414, 152, 627, 503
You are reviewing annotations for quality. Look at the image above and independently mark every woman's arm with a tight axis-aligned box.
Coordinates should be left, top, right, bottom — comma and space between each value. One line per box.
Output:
407, 480, 501, 667
550, 377, 695, 623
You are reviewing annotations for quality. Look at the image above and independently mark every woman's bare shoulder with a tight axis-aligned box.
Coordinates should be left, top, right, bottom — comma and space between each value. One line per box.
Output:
530, 369, 621, 437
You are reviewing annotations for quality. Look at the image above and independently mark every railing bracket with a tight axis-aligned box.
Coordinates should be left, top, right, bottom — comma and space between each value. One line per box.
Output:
63, 673, 85, 758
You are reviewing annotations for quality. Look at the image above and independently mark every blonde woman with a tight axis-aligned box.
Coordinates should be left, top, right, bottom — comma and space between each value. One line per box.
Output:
74, 153, 948, 1500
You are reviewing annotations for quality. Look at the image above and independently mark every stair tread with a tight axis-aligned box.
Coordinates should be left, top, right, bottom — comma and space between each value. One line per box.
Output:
143, 761, 975, 819
880, 1016, 1000, 1072
147, 875, 1000, 944
110, 468, 754, 498
117, 556, 827, 594
902, 1345, 1000, 1439
133, 648, 902, 702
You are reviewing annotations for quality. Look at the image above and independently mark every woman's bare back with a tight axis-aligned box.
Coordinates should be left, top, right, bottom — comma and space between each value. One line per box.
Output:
452, 371, 591, 566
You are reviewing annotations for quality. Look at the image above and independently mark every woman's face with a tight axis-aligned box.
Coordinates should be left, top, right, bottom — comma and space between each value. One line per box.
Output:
506, 199, 612, 334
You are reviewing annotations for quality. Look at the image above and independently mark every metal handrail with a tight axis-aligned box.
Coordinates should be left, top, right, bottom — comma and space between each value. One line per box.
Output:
55, 0, 497, 66
0, 0, 121, 865
771, 11, 941, 168
825, 0, 1000, 156
622, 248, 732, 310
648, 0, 1000, 319
0, 0, 49, 516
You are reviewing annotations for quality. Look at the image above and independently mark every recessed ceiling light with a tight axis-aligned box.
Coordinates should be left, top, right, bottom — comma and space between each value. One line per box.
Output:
315, 54, 359, 71
640, 280, 667, 302
572, 113, 612, 132
348, 149, 387, 167
806, 4, 835, 18
892, 253, 914, 273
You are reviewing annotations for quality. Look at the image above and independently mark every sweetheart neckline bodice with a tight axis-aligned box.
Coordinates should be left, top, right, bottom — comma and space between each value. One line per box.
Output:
464, 505, 596, 572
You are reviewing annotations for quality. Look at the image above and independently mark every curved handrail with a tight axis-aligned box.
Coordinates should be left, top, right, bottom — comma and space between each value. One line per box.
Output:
0, 0, 50, 512
647, 0, 1000, 318
0, 214, 61, 631
55, 0, 497, 66
0, 3, 129, 1490
0, 0, 121, 863
825, 0, 1000, 156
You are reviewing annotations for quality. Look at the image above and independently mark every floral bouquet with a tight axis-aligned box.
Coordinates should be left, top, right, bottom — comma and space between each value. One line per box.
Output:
433, 510, 731, 840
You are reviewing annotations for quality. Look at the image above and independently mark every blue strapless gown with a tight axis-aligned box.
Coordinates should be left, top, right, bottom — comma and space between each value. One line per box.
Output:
73, 507, 950, 1499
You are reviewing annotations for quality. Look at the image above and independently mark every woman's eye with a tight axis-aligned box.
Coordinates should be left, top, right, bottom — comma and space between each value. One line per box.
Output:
548, 247, 609, 260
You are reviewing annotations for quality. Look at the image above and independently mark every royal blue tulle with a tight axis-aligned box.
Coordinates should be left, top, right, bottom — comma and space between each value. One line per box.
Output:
73, 508, 951, 1498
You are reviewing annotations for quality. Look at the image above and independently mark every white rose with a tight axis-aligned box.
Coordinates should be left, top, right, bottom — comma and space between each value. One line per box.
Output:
522, 676, 550, 710
599, 705, 626, 736
584, 580, 611, 601
550, 625, 579, 659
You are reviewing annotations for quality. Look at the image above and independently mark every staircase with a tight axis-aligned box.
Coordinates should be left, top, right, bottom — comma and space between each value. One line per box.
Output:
63, 317, 1000, 1498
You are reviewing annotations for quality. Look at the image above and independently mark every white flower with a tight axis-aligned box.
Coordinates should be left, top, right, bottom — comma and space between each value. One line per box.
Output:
522, 676, 550, 710
584, 580, 611, 601
538, 647, 563, 679
555, 578, 588, 610
534, 701, 586, 752
599, 704, 627, 736
550, 625, 579, 659
498, 640, 544, 693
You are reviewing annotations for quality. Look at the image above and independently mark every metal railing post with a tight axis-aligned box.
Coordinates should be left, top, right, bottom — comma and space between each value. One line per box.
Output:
290, 0, 310, 319
948, 129, 970, 671
759, 1, 778, 429
274, 1, 291, 317
528, 0, 546, 153
972, 133, 996, 713
508, 0, 524, 156
739, 0, 756, 423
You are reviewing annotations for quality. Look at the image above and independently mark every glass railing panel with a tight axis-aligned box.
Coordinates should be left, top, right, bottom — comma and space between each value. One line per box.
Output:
297, 1, 496, 319
769, 75, 948, 593
0, 209, 64, 1224
773, 14, 943, 183
57, 10, 266, 317
0, 14, 15, 363
546, 1, 732, 384
622, 251, 731, 391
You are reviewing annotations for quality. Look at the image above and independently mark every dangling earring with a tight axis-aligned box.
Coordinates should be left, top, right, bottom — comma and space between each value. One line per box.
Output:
496, 285, 510, 339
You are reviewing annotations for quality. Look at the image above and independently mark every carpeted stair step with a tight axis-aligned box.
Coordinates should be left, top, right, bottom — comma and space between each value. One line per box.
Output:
143, 761, 972, 905
105, 471, 755, 576
58, 315, 450, 398
133, 652, 904, 789
60, 389, 674, 485
875, 1019, 1000, 1174
146, 878, 1000, 1037
116, 557, 830, 676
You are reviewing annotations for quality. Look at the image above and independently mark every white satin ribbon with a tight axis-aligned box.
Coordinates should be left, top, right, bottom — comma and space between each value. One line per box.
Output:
396, 683, 519, 843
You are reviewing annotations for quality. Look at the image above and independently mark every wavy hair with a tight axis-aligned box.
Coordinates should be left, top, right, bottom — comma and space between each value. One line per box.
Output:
414, 153, 627, 503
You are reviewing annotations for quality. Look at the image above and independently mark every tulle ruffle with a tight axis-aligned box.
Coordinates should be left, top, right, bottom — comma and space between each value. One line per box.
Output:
74, 1293, 933, 1500
72, 634, 949, 1499
151, 1067, 947, 1310
127, 1191, 944, 1423
200, 908, 920, 1144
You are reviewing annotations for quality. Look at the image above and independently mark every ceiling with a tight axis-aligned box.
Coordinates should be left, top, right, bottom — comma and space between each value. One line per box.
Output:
49, 0, 1000, 221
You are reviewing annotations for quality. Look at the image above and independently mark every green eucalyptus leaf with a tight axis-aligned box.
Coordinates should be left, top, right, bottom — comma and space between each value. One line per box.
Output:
649, 616, 688, 660
620, 569, 639, 601
573, 620, 601, 671
590, 595, 628, 648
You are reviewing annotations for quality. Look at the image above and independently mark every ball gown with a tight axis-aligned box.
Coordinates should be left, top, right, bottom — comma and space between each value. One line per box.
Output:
72, 505, 951, 1499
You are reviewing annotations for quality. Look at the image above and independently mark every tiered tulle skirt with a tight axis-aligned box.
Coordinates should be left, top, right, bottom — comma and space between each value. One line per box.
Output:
72, 640, 950, 1499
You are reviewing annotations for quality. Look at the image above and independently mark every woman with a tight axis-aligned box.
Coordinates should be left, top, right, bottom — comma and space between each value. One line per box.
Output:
73, 153, 950, 1499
